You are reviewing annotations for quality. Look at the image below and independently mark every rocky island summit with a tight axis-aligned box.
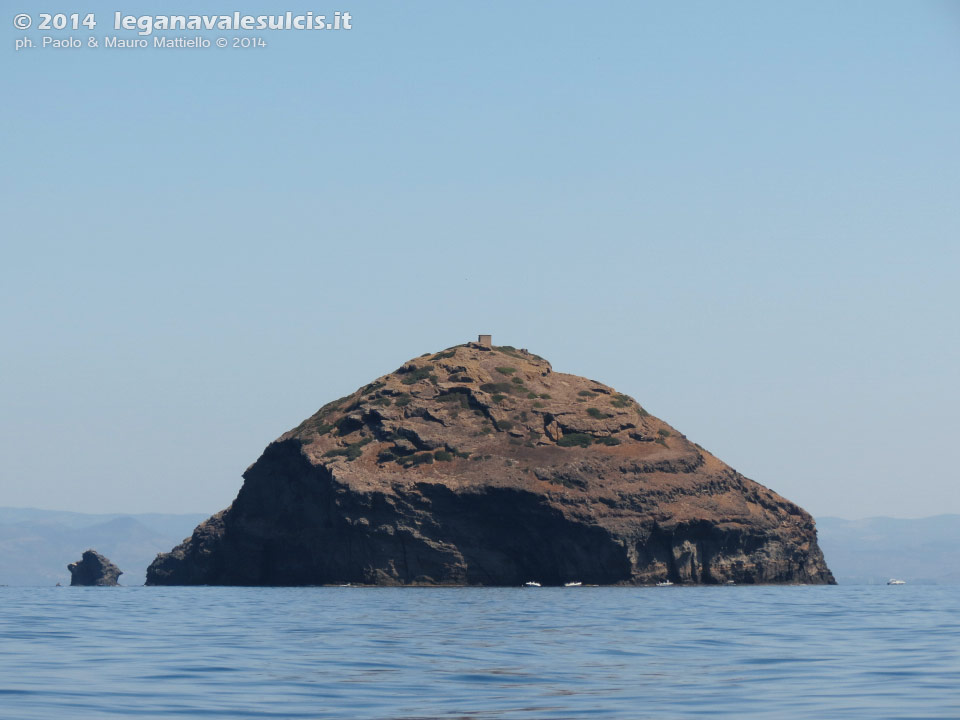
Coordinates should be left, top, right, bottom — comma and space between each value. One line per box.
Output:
147, 337, 834, 586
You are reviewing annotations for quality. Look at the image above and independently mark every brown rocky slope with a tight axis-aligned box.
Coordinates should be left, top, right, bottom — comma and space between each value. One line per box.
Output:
146, 340, 835, 586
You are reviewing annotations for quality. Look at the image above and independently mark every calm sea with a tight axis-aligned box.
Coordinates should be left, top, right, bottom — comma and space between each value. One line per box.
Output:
1, 585, 957, 719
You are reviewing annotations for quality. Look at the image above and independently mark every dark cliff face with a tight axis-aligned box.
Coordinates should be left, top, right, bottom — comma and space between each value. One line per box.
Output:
147, 343, 835, 586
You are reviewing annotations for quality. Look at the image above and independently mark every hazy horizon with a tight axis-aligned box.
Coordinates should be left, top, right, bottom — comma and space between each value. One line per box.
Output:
2, 505, 957, 588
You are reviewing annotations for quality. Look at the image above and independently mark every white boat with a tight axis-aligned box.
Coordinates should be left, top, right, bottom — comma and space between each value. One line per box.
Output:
656, 580, 674, 587
887, 579, 906, 585
524, 581, 541, 587
563, 581, 582, 587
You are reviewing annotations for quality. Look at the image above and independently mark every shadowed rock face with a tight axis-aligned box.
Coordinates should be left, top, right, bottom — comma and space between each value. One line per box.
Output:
147, 343, 835, 586
68, 550, 122, 586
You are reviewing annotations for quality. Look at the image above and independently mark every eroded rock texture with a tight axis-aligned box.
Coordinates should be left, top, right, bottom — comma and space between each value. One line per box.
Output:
148, 343, 834, 586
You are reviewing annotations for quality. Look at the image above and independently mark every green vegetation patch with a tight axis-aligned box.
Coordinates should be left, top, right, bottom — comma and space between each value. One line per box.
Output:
497, 420, 514, 430
480, 382, 513, 394
363, 381, 386, 395
397, 452, 435, 468
336, 415, 363, 435
539, 393, 551, 399
324, 436, 373, 461
495, 366, 516, 375
557, 433, 592, 448
394, 394, 412, 407
533, 401, 545, 408
611, 394, 633, 408
578, 390, 597, 397
431, 350, 457, 360
479, 381, 530, 401
511, 376, 524, 385
658, 429, 671, 438
433, 450, 453, 462
400, 364, 436, 385
596, 436, 621, 446
587, 407, 612, 419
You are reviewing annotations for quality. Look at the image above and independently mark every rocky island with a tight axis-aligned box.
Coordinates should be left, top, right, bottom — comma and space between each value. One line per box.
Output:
68, 549, 123, 586
147, 338, 834, 586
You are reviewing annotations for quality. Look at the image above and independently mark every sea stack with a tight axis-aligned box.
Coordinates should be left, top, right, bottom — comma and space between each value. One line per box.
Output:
147, 339, 835, 586
68, 550, 123, 586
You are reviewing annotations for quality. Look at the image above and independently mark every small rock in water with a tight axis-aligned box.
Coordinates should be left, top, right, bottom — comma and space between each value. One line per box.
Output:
67, 549, 123, 586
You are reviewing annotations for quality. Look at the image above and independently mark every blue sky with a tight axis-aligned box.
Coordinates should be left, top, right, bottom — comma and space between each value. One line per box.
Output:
2, 1, 958, 518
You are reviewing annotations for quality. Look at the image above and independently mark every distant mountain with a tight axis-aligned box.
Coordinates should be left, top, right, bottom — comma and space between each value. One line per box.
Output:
0, 508, 207, 586
816, 515, 960, 585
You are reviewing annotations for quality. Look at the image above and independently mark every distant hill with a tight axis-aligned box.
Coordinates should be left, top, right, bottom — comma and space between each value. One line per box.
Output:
816, 515, 960, 585
0, 508, 207, 586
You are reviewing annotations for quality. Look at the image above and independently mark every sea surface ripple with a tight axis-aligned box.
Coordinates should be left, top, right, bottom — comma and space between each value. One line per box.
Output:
1, 585, 957, 719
